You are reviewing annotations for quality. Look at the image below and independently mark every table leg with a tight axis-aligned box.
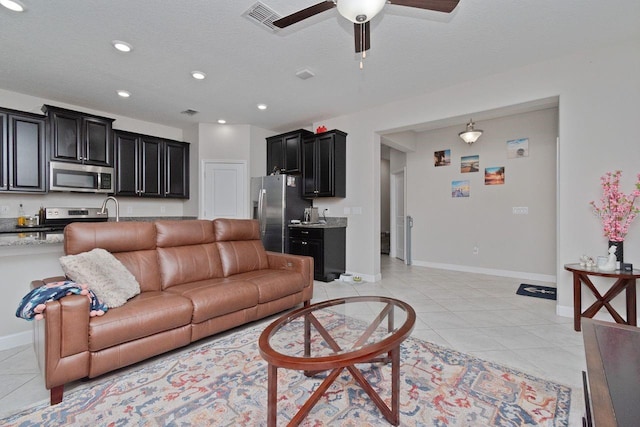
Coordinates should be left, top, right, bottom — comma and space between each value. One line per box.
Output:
627, 279, 637, 327
267, 364, 277, 427
573, 273, 582, 331
390, 345, 400, 426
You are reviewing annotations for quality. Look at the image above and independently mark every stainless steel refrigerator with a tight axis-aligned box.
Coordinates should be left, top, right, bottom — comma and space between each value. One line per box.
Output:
251, 175, 311, 253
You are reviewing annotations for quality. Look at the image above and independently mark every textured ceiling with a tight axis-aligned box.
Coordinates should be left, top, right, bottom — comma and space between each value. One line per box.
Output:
0, 0, 638, 132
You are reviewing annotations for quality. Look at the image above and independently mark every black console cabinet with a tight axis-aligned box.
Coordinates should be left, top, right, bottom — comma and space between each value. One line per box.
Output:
289, 226, 345, 282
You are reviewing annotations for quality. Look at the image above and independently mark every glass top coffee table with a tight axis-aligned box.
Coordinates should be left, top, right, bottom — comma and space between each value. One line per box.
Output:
258, 296, 416, 426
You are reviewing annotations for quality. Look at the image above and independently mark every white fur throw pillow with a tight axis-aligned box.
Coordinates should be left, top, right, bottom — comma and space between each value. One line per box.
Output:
59, 248, 140, 308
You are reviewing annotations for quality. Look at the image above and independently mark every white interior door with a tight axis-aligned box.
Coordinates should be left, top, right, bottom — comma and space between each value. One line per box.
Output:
201, 160, 247, 219
391, 169, 406, 261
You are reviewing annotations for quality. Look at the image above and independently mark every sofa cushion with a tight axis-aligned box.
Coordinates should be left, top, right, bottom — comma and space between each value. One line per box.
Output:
213, 218, 260, 241
64, 221, 156, 255
88, 291, 192, 352
156, 220, 215, 247
113, 250, 163, 293
216, 240, 269, 277
157, 244, 224, 289
165, 279, 259, 323
230, 269, 305, 303
59, 248, 141, 308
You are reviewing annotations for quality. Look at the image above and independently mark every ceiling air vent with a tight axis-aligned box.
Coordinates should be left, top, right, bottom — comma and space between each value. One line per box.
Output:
243, 2, 282, 32
181, 109, 199, 116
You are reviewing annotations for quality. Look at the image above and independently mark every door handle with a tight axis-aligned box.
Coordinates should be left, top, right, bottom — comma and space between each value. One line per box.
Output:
258, 188, 267, 235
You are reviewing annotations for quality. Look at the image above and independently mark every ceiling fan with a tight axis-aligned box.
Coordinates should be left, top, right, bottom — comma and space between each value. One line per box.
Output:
273, 0, 460, 55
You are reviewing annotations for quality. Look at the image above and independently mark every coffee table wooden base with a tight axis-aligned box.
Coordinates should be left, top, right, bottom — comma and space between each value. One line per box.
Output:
267, 345, 401, 427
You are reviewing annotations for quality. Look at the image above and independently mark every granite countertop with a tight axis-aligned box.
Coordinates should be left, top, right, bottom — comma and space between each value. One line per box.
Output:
0, 231, 65, 247
0, 216, 196, 247
288, 217, 347, 229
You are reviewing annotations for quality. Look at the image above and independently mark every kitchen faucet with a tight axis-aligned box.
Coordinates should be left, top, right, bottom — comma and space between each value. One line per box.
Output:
100, 196, 120, 222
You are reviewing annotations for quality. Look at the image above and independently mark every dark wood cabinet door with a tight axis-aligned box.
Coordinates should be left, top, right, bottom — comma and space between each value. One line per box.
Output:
140, 136, 163, 197
114, 131, 139, 196
284, 134, 302, 173
315, 133, 335, 196
266, 138, 284, 174
0, 113, 6, 190
301, 137, 317, 197
84, 117, 112, 166
8, 114, 46, 192
50, 110, 82, 163
165, 141, 189, 198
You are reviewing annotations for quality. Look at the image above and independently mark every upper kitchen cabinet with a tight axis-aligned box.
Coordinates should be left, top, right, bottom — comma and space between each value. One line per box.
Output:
42, 105, 115, 167
114, 130, 189, 199
266, 129, 314, 175
0, 107, 46, 193
302, 130, 346, 198
165, 140, 189, 198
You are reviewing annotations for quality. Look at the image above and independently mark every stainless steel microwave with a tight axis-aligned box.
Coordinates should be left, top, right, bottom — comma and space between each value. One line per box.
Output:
49, 161, 114, 193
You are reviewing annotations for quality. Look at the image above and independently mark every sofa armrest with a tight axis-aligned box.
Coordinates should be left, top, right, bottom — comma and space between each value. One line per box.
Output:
266, 251, 313, 288
32, 277, 91, 397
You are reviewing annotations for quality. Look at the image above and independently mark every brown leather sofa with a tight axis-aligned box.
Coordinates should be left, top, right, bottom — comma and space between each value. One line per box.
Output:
32, 218, 313, 405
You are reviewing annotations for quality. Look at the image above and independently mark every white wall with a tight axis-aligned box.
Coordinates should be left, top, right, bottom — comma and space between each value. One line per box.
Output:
407, 108, 557, 277
313, 38, 640, 317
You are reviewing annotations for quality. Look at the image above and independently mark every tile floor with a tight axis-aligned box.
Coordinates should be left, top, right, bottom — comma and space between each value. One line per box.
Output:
0, 256, 586, 424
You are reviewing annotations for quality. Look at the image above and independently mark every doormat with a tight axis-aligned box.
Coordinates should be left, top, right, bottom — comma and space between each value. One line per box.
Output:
516, 284, 557, 300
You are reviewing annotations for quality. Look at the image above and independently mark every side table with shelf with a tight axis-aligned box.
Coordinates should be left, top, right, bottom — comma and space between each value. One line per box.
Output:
564, 263, 639, 332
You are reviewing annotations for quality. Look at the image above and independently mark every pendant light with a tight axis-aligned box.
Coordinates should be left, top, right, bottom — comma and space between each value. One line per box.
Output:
459, 119, 483, 144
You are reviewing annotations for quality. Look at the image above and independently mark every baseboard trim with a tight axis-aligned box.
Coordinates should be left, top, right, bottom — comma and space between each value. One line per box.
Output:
557, 304, 640, 325
0, 330, 32, 351
411, 260, 556, 283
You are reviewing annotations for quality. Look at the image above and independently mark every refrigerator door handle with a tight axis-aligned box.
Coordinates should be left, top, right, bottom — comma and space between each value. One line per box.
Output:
258, 188, 267, 236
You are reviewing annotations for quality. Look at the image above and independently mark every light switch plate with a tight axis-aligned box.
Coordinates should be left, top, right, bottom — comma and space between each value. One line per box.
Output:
512, 207, 528, 215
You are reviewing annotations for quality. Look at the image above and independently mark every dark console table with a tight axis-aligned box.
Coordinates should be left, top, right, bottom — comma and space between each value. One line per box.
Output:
564, 264, 639, 332
582, 318, 640, 427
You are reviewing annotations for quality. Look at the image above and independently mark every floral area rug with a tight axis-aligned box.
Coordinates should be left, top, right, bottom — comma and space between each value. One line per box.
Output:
1, 316, 571, 426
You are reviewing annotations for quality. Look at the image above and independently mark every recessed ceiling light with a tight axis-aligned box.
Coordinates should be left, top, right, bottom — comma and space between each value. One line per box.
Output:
257, 104, 268, 110
116, 90, 131, 98
0, 0, 25, 12
112, 40, 133, 53
217, 119, 227, 124
191, 71, 206, 80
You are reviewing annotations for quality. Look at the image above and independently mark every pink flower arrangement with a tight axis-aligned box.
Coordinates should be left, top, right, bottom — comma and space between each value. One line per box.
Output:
590, 171, 640, 242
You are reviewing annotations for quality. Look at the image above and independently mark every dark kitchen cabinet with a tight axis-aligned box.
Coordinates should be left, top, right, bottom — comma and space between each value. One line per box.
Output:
289, 226, 345, 282
114, 130, 189, 198
42, 105, 114, 166
165, 140, 189, 198
0, 108, 46, 193
266, 129, 313, 175
302, 130, 346, 198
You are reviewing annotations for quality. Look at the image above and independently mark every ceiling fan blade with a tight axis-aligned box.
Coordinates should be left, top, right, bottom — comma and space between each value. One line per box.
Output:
354, 22, 370, 53
388, 0, 460, 13
273, 1, 336, 28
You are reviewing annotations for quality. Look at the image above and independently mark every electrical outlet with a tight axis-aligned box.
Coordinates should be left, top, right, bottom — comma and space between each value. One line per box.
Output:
160, 206, 166, 214
473, 246, 479, 255
127, 206, 133, 214
0, 205, 9, 215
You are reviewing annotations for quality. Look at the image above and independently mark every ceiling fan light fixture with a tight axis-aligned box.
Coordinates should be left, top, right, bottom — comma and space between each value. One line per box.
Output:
337, 0, 386, 23
459, 119, 483, 144
0, 0, 24, 12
